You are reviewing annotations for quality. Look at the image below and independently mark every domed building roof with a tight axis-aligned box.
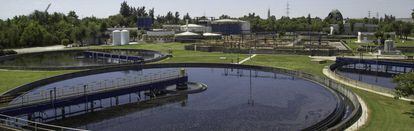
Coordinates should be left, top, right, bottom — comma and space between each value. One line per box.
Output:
326, 9, 343, 23
175, 31, 200, 37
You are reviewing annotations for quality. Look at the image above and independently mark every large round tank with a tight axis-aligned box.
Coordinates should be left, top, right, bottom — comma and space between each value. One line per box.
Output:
112, 30, 121, 45
121, 30, 130, 45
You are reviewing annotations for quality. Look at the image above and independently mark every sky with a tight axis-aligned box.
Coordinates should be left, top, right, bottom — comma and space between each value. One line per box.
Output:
0, 0, 413, 20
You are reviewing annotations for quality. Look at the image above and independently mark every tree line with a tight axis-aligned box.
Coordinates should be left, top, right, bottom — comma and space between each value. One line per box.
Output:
1, 1, 413, 49
0, 10, 109, 48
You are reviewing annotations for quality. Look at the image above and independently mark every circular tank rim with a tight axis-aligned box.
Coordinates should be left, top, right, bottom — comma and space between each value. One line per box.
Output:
0, 63, 361, 130
329, 61, 396, 93
0, 49, 170, 70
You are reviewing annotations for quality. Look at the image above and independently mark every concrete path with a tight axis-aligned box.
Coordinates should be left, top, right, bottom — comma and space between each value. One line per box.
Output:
12, 45, 66, 54
237, 54, 257, 64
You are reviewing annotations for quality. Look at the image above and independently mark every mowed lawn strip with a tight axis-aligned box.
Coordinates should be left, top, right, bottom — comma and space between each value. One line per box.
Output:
90, 43, 249, 63
243, 54, 333, 76
0, 70, 76, 93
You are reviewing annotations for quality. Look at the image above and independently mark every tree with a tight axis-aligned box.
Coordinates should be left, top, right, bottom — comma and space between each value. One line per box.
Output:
149, 8, 155, 20
219, 14, 231, 19
174, 12, 180, 24
165, 11, 174, 24
61, 39, 70, 46
68, 11, 78, 19
120, 1, 131, 17
19, 22, 48, 47
412, 9, 414, 20
401, 22, 413, 40
183, 13, 191, 22
393, 72, 414, 98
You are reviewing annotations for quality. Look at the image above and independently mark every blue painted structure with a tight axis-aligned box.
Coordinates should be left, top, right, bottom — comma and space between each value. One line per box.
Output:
83, 51, 144, 62
336, 57, 414, 68
0, 76, 188, 116
137, 17, 153, 30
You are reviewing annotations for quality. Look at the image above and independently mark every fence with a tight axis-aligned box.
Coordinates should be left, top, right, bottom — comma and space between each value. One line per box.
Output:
269, 67, 362, 130
328, 63, 396, 96
7, 70, 185, 108
0, 114, 88, 131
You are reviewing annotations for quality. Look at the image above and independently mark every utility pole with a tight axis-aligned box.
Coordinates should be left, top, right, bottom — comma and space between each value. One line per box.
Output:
267, 8, 271, 19
286, 1, 290, 18
368, 11, 371, 18
376, 12, 380, 23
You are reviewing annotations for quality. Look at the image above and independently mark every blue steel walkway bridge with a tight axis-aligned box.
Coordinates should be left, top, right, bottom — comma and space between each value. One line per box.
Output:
0, 70, 188, 116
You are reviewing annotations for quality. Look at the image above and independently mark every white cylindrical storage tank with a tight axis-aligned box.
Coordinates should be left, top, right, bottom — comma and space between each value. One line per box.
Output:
121, 30, 130, 45
112, 30, 121, 45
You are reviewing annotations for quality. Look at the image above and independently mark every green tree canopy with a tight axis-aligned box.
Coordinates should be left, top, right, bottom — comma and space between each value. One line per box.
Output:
393, 72, 414, 97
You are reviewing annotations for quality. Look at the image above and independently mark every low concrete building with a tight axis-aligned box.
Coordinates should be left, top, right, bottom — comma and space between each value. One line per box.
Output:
211, 19, 251, 35
162, 25, 181, 32
144, 29, 175, 42
175, 31, 202, 42
180, 24, 210, 33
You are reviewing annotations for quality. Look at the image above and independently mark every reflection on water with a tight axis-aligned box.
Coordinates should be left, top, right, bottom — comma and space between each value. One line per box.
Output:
18, 67, 338, 130
0, 50, 161, 67
336, 63, 412, 89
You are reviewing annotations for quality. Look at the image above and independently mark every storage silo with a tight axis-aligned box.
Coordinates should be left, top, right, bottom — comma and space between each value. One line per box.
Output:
121, 30, 130, 45
112, 30, 121, 45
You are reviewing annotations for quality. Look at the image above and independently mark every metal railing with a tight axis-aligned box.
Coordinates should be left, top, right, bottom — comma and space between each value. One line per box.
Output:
328, 63, 397, 96
258, 66, 362, 130
0, 114, 88, 131
8, 70, 185, 108
0, 63, 364, 130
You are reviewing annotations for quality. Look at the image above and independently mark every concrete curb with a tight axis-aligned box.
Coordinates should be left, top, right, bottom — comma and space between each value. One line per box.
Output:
345, 95, 369, 131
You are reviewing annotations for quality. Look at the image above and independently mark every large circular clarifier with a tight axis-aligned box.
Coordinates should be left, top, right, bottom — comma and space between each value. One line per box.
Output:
14, 67, 339, 130
0, 49, 165, 69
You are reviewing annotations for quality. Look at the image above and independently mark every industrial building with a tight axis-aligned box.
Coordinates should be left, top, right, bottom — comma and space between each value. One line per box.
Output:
175, 31, 202, 42
137, 17, 153, 30
330, 23, 379, 35
144, 29, 175, 42
211, 19, 251, 35
162, 25, 181, 32
180, 24, 211, 33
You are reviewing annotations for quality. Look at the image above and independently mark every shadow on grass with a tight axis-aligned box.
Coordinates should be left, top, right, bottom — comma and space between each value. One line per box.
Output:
403, 102, 414, 118
403, 109, 414, 118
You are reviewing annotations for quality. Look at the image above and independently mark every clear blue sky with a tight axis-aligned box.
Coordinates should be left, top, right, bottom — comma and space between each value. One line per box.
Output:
1, 0, 413, 20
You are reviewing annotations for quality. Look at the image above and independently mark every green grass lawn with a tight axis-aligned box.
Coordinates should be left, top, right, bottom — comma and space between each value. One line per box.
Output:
0, 43, 413, 130
352, 89, 414, 131
244, 54, 333, 76
395, 38, 414, 47
0, 70, 76, 93
89, 42, 249, 63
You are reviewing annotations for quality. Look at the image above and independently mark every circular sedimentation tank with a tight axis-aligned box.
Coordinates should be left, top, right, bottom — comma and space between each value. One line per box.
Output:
331, 59, 413, 89
0, 49, 168, 70
0, 63, 361, 130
